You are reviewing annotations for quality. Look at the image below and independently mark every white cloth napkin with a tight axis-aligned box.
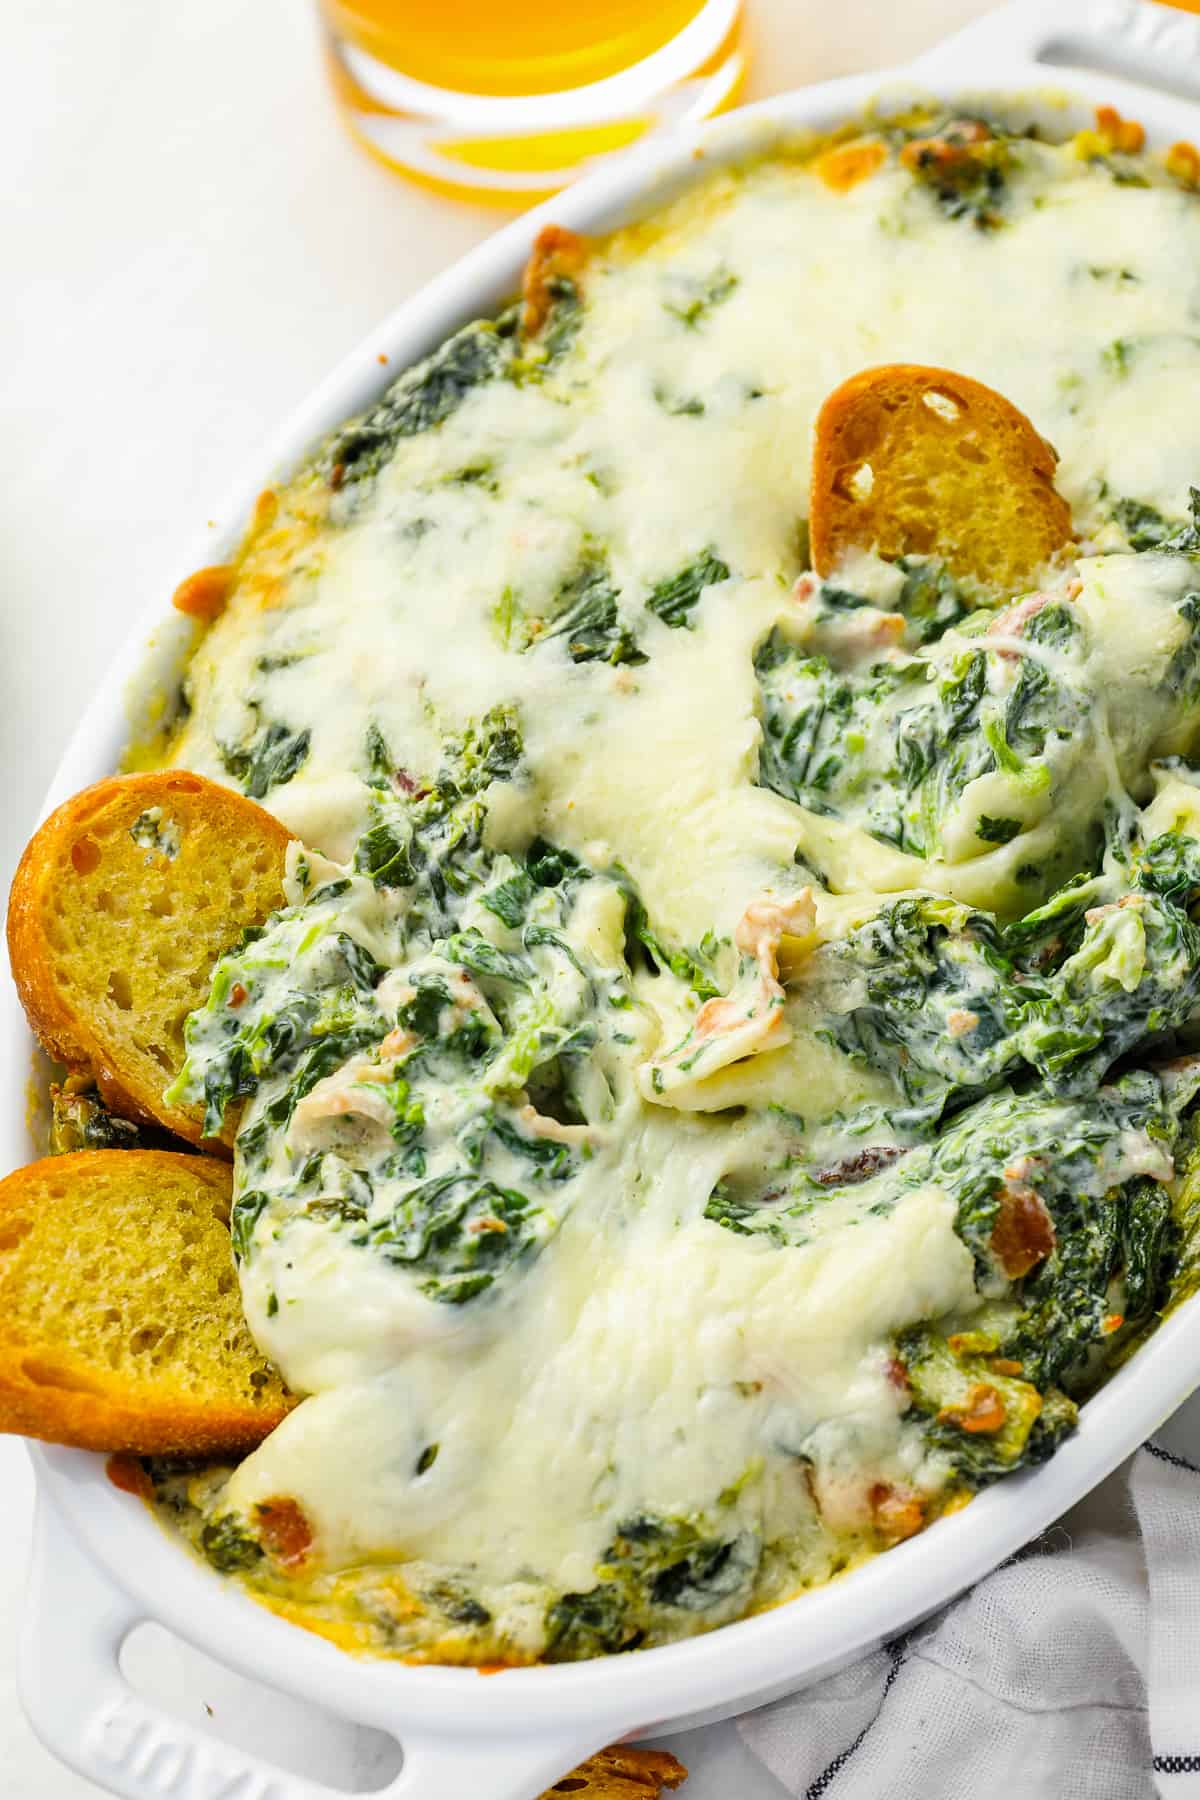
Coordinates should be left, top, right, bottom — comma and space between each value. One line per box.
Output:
737, 1391, 1200, 1798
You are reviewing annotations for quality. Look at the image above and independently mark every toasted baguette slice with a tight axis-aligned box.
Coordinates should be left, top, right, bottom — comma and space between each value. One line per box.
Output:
7, 771, 291, 1148
538, 1746, 688, 1798
809, 364, 1073, 593
0, 1151, 292, 1455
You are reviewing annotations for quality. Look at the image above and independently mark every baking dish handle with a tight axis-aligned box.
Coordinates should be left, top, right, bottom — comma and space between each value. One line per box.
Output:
20, 1495, 609, 1800
909, 0, 1200, 99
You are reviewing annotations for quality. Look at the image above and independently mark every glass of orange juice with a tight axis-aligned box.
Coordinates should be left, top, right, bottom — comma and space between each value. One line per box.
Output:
318, 0, 747, 202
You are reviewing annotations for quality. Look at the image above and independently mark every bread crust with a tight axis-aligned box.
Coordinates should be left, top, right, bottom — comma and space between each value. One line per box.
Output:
536, 1746, 688, 1797
7, 770, 291, 1149
809, 363, 1074, 592
0, 1151, 294, 1456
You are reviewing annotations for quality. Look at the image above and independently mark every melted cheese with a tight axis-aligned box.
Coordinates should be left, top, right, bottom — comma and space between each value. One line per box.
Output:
227, 1172, 975, 1588
159, 116, 1200, 1658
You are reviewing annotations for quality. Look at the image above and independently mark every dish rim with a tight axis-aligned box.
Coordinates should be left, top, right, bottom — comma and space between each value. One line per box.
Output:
11, 2, 1200, 1763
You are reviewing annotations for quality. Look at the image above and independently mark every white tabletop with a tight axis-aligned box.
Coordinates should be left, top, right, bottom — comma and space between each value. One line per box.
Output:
2, 0, 994, 1791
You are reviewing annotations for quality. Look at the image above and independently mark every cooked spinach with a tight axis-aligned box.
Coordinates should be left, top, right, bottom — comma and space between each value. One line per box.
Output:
200, 1513, 264, 1573
545, 560, 646, 666
977, 815, 1022, 844
422, 1577, 490, 1627
613, 868, 721, 1000
363, 721, 396, 782
820, 895, 1024, 1128
892, 557, 973, 645
366, 1174, 549, 1304
815, 878, 1200, 1133
706, 1056, 1192, 1396
902, 118, 1013, 229
1134, 828, 1200, 909
933, 1071, 1184, 1379
48, 1085, 161, 1155
1114, 497, 1176, 550
652, 382, 706, 418
172, 714, 648, 1312
1163, 488, 1200, 556
354, 816, 416, 888
897, 1324, 1077, 1485
646, 549, 731, 629
218, 720, 311, 800
664, 267, 739, 329
536, 276, 583, 365
444, 930, 534, 990
544, 1511, 759, 1661
480, 839, 586, 929
756, 598, 1087, 864
326, 317, 517, 485
356, 704, 523, 921
545, 1583, 642, 1660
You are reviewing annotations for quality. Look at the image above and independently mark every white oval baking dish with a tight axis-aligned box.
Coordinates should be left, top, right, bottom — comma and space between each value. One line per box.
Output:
9, 3, 1200, 1795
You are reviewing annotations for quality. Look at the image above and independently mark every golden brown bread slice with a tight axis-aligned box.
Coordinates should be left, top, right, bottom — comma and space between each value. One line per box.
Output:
809, 364, 1074, 593
0, 1151, 292, 1455
539, 1746, 688, 1797
7, 770, 291, 1149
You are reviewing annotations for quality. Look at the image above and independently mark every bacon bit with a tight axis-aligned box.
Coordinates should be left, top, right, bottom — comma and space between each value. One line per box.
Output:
989, 1358, 1024, 1377
1096, 105, 1145, 154
814, 138, 887, 192
255, 1497, 313, 1570
469, 1215, 509, 1236
1102, 1313, 1125, 1336
228, 982, 248, 1009
848, 611, 906, 651
642, 890, 815, 1096
299, 1087, 384, 1124
329, 462, 346, 491
1167, 141, 1200, 187
1086, 894, 1144, 926
900, 119, 991, 176
938, 1382, 1007, 1435
106, 1454, 153, 1502
813, 1144, 903, 1188
393, 768, 426, 797
253, 489, 279, 532
689, 994, 744, 1045
521, 223, 589, 337
900, 135, 952, 174
870, 1483, 925, 1542
172, 564, 235, 622
986, 591, 1050, 656
792, 572, 907, 655
991, 1179, 1057, 1279
946, 1008, 979, 1040
884, 1355, 911, 1396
